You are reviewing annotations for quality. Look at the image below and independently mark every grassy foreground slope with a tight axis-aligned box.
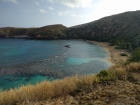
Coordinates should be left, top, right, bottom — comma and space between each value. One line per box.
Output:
0, 62, 140, 105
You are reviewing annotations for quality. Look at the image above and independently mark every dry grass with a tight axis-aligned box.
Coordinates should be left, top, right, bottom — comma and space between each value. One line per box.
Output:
126, 62, 140, 72
114, 67, 127, 80
0, 75, 98, 105
0, 63, 140, 105
109, 62, 140, 80
78, 75, 98, 86
108, 64, 122, 71
19, 95, 77, 105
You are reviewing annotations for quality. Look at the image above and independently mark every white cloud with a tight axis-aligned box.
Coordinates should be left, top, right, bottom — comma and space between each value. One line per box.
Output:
71, 14, 77, 17
57, 0, 93, 8
40, 9, 46, 13
59, 11, 64, 15
2, 0, 19, 4
48, 7, 55, 10
58, 10, 84, 18
58, 11, 74, 16
48, 0, 54, 3
70, 14, 84, 18
87, 0, 140, 22
35, 1, 40, 5
90, 0, 140, 20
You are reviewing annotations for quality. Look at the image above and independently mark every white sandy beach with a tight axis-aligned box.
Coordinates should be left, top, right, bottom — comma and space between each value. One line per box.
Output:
87, 40, 130, 65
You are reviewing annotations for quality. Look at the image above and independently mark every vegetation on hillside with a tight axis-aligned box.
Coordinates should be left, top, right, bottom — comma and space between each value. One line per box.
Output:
128, 47, 140, 62
67, 10, 140, 50
28, 24, 67, 39
0, 24, 67, 39
0, 27, 30, 37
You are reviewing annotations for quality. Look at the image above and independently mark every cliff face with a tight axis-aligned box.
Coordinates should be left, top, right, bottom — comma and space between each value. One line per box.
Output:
0, 27, 33, 37
29, 24, 68, 39
0, 10, 140, 48
0, 24, 67, 39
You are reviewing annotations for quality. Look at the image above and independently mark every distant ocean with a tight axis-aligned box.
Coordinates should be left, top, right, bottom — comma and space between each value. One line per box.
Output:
0, 38, 112, 90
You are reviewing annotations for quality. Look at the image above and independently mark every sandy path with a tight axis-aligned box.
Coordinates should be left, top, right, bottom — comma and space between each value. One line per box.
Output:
86, 40, 130, 65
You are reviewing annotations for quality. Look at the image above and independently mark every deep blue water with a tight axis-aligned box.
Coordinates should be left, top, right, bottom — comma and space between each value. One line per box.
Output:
0, 38, 112, 90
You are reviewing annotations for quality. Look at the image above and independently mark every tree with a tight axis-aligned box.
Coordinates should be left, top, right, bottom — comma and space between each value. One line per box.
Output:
128, 47, 140, 62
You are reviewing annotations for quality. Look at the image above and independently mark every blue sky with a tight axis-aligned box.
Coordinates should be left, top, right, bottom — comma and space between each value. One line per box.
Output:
0, 0, 140, 28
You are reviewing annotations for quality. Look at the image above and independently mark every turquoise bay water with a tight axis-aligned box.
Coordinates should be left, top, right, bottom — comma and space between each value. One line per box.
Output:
0, 75, 54, 90
0, 38, 112, 90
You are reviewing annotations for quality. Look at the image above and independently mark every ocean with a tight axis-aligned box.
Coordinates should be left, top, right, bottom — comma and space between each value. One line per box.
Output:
0, 38, 112, 90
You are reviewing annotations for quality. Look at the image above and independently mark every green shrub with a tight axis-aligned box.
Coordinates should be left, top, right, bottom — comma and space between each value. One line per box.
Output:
120, 53, 128, 56
97, 70, 116, 81
128, 47, 140, 62
97, 70, 108, 77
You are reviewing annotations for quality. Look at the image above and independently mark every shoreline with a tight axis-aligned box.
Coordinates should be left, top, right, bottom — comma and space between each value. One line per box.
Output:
86, 40, 130, 65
